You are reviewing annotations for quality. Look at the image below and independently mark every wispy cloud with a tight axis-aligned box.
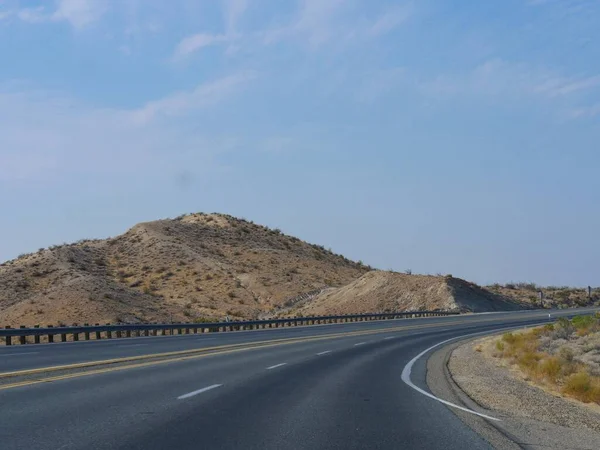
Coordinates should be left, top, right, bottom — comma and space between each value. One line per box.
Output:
534, 74, 600, 97
53, 0, 107, 29
173, 0, 248, 59
173, 33, 229, 59
0, 75, 252, 182
223, 0, 247, 35
421, 59, 600, 100
130, 71, 256, 124
17, 0, 107, 29
368, 5, 413, 36
262, 0, 346, 47
569, 103, 600, 118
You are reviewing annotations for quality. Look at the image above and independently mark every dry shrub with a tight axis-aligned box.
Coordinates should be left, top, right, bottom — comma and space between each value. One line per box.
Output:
538, 356, 561, 381
563, 371, 600, 404
495, 317, 600, 406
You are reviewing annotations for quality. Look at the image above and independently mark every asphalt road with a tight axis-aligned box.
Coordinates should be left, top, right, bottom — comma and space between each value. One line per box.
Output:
0, 307, 597, 449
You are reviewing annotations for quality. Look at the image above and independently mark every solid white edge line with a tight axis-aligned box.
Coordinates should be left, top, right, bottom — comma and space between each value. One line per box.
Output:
401, 330, 504, 421
177, 384, 222, 400
266, 363, 287, 370
316, 350, 331, 355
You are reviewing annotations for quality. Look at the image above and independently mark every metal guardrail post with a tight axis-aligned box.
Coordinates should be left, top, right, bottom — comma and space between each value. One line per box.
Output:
48, 325, 54, 343
19, 326, 26, 345
34, 325, 40, 344
5, 326, 12, 345
73, 324, 79, 341
95, 324, 101, 340
106, 324, 112, 339
84, 324, 90, 340
61, 330, 67, 342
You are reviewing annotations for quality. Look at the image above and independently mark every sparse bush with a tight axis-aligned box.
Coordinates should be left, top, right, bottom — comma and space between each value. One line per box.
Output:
539, 356, 561, 381
562, 371, 600, 403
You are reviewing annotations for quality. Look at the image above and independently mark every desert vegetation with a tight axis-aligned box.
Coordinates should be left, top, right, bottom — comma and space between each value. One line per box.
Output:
493, 314, 600, 405
488, 282, 599, 309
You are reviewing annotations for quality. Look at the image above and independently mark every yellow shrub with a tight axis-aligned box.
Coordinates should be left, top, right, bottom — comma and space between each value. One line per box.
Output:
517, 351, 542, 371
539, 357, 561, 381
563, 371, 591, 402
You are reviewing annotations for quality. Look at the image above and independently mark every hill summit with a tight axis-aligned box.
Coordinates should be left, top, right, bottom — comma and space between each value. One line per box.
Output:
0, 213, 370, 326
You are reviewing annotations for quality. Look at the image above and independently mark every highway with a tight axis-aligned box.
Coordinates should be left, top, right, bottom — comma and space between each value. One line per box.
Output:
0, 307, 597, 449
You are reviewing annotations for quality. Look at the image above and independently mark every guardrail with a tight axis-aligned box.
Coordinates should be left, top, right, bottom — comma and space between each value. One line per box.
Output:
0, 310, 459, 346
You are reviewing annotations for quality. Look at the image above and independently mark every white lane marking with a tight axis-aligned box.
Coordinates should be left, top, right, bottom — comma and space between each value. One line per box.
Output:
0, 352, 39, 357
354, 342, 367, 346
266, 363, 287, 370
383, 336, 395, 340
197, 338, 216, 341
401, 332, 501, 421
177, 384, 222, 400
316, 350, 331, 355
117, 344, 148, 348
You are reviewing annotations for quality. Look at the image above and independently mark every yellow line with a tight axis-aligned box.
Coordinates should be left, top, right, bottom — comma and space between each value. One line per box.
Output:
0, 310, 588, 391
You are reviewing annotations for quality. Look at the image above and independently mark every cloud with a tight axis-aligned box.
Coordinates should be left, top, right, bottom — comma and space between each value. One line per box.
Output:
263, 0, 346, 47
16, 0, 107, 29
173, 33, 229, 59
172, 0, 248, 59
53, 0, 107, 29
0, 78, 251, 183
223, 0, 247, 35
17, 7, 47, 23
569, 103, 600, 118
368, 5, 413, 36
129, 71, 256, 124
534, 74, 600, 97
421, 59, 600, 100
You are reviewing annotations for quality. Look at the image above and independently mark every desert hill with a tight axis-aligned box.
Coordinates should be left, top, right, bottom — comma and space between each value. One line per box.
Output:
283, 271, 528, 317
0, 213, 370, 326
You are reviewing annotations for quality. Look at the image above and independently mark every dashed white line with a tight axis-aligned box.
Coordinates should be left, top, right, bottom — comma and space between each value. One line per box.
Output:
177, 384, 222, 400
0, 352, 39, 357
354, 342, 367, 346
316, 350, 331, 355
266, 363, 287, 370
383, 336, 395, 340
117, 344, 148, 348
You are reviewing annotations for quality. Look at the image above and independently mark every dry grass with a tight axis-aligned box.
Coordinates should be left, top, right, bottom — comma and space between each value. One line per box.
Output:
494, 314, 600, 405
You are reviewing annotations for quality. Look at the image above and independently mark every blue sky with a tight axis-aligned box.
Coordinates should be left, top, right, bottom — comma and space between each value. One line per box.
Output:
1, 0, 599, 286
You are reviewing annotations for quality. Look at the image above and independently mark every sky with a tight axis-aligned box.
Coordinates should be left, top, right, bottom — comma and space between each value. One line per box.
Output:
1, 0, 599, 287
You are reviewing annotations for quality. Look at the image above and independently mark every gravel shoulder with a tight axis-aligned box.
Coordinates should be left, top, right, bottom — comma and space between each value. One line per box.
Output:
427, 333, 600, 449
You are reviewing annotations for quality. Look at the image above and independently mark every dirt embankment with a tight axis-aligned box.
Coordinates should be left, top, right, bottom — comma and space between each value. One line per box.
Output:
287, 271, 526, 317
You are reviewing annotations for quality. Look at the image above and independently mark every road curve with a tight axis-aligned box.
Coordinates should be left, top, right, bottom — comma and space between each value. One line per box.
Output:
0, 308, 596, 449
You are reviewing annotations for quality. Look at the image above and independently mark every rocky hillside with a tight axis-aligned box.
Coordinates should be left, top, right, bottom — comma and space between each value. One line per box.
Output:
285, 271, 528, 317
487, 282, 599, 309
0, 213, 370, 326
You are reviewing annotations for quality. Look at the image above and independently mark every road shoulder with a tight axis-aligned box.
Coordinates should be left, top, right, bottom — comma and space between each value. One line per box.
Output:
427, 334, 600, 449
